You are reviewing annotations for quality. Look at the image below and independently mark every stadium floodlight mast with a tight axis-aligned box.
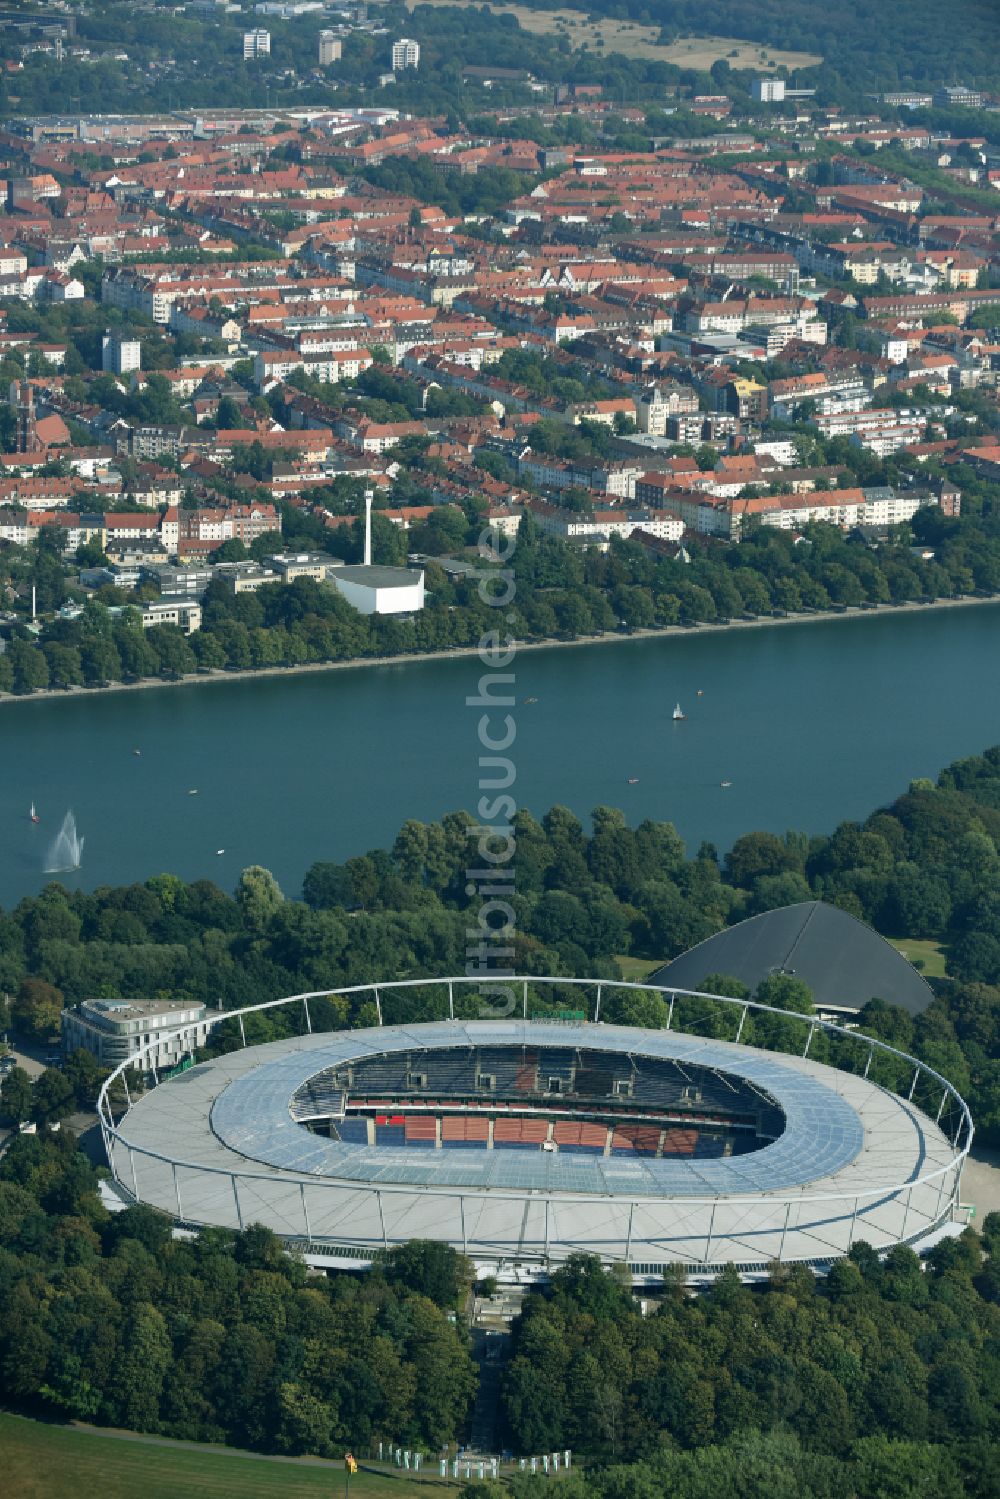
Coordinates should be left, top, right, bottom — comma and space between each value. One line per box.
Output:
97, 975, 973, 1281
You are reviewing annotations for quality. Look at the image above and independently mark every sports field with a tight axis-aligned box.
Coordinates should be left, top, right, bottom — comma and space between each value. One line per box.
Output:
404, 0, 822, 70
1, 1413, 455, 1499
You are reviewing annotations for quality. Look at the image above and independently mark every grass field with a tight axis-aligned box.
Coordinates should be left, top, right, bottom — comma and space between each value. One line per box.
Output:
404, 0, 821, 71
614, 954, 665, 981
1, 1413, 456, 1499
885, 936, 948, 979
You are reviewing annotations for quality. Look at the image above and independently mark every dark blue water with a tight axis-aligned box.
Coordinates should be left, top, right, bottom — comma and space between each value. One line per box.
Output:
1, 604, 998, 906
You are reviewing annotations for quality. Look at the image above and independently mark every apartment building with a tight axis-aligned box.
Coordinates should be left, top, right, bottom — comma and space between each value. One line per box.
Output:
61, 998, 212, 1071
391, 38, 420, 70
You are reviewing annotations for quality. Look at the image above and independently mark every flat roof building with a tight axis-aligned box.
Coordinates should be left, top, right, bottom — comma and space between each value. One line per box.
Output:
140, 598, 202, 634
267, 550, 341, 583
933, 84, 983, 110
214, 560, 283, 593
102, 331, 141, 376
391, 38, 420, 71
331, 563, 425, 615
243, 29, 271, 60
318, 30, 342, 65
62, 997, 211, 1071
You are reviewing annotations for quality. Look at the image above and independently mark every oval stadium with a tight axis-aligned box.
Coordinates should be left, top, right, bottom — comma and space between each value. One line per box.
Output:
99, 978, 972, 1282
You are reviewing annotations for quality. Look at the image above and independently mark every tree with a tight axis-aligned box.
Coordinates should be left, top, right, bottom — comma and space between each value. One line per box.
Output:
301, 861, 353, 909
213, 538, 248, 563
106, 1302, 172, 1432
192, 630, 226, 670
725, 831, 800, 887
410, 506, 468, 556
950, 931, 1000, 985
0, 1064, 33, 1125
149, 625, 196, 677
604, 988, 669, 1028
30, 1066, 75, 1125
79, 636, 122, 685
385, 1240, 470, 1308
114, 621, 159, 679
76, 538, 108, 568
62, 1046, 107, 1107
850, 1437, 965, 1499
13, 977, 64, 1041
7, 638, 49, 694
215, 396, 245, 430
235, 865, 284, 930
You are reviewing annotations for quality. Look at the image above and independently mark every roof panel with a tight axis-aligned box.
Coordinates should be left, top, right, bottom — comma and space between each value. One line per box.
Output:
209, 1019, 865, 1198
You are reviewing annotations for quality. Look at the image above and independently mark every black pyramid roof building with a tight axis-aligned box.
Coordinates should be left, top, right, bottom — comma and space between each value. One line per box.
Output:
648, 900, 934, 1017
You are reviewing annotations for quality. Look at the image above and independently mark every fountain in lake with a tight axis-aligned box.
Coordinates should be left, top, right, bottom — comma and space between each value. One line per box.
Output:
45, 810, 84, 873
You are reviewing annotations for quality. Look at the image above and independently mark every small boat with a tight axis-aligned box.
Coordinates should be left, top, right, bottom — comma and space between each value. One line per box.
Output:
523, 696, 538, 704
216, 848, 225, 855
672, 703, 686, 721
696, 690, 704, 697
720, 780, 732, 788
29, 802, 40, 824
188, 789, 199, 796
626, 777, 639, 785
133, 748, 141, 757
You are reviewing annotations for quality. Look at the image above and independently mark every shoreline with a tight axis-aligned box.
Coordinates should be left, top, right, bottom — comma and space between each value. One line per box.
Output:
2, 593, 998, 707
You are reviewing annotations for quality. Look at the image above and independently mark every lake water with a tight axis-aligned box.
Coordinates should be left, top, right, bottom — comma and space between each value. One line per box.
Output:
2, 604, 999, 908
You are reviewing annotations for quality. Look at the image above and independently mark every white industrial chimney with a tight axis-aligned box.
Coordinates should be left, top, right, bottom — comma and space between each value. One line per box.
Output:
363, 489, 373, 567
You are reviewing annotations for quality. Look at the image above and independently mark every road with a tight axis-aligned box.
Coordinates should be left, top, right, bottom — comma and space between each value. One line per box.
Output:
962, 1145, 1000, 1225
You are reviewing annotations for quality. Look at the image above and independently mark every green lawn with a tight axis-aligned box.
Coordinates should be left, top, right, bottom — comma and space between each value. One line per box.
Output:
885, 937, 948, 979
1, 1413, 456, 1499
614, 955, 665, 981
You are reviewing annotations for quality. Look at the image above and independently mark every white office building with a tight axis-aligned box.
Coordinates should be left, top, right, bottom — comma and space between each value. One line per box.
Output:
391, 37, 420, 71
62, 998, 213, 1072
243, 28, 271, 60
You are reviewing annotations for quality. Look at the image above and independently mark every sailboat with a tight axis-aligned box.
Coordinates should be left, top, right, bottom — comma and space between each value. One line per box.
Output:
29, 802, 40, 824
672, 703, 686, 721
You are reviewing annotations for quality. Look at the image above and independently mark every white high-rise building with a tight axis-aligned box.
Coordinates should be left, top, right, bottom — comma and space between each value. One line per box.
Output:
391, 37, 420, 71
243, 29, 271, 60
318, 30, 342, 65
102, 330, 141, 376
752, 77, 786, 103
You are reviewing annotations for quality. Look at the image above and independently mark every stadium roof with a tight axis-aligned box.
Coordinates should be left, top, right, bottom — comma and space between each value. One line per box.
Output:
108, 1011, 965, 1269
648, 902, 934, 1017
207, 1021, 864, 1197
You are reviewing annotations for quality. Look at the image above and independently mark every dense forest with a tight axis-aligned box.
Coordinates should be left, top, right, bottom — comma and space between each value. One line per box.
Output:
488, 1241, 1000, 1497
0, 1137, 476, 1453
572, 0, 999, 93
1, 0, 997, 121
5, 507, 1000, 693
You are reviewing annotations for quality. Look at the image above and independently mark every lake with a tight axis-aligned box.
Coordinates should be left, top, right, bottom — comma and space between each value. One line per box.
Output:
2, 604, 999, 908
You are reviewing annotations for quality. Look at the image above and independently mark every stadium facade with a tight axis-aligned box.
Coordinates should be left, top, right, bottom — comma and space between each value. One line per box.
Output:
98, 978, 972, 1282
